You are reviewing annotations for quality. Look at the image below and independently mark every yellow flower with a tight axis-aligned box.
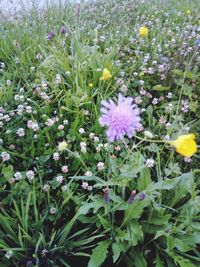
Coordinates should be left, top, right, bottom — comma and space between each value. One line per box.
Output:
139, 26, 149, 38
100, 68, 112, 81
168, 134, 197, 157
58, 141, 68, 152
89, 82, 93, 87
186, 10, 191, 15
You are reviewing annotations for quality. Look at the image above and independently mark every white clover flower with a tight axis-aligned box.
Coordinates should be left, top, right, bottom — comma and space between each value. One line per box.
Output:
65, 71, 70, 76
53, 152, 60, 161
61, 165, 68, 173
81, 182, 89, 189
4, 115, 10, 121
97, 162, 105, 171
9, 178, 15, 184
144, 131, 154, 139
184, 157, 192, 163
114, 145, 121, 151
50, 207, 56, 214
27, 120, 39, 131
83, 110, 89, 115
14, 172, 22, 181
55, 74, 62, 84
96, 143, 103, 152
46, 118, 55, 127
5, 250, 13, 259
62, 185, 67, 191
89, 133, 95, 139
80, 142, 87, 153
6, 80, 12, 86
94, 136, 99, 142
58, 124, 64, 130
26, 106, 32, 113
84, 171, 92, 176
165, 122, 171, 129
152, 98, 159, 105
26, 170, 35, 182
56, 175, 64, 184
58, 141, 68, 152
1, 152, 10, 161
164, 135, 170, 141
87, 185, 93, 191
166, 92, 173, 98
79, 128, 85, 134
145, 158, 155, 168
43, 184, 50, 191
63, 120, 69, 125
16, 128, 25, 137
166, 103, 173, 112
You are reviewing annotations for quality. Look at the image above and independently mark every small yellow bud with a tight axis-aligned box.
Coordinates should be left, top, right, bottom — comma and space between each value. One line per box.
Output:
139, 26, 149, 38
100, 68, 112, 81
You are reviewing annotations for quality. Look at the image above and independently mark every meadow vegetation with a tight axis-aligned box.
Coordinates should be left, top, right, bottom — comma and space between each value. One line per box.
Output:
0, 0, 200, 266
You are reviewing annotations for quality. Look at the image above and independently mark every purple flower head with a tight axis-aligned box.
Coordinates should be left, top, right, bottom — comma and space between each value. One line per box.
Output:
103, 188, 110, 203
47, 30, 55, 40
99, 94, 142, 142
128, 190, 136, 204
60, 26, 68, 34
138, 192, 146, 201
195, 39, 200, 46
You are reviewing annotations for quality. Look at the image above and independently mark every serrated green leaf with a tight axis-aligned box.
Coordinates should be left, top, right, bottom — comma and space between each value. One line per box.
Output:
112, 243, 121, 263
87, 240, 110, 267
97, 214, 111, 230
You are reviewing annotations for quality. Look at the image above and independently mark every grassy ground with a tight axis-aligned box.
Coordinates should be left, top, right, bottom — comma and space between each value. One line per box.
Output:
0, 0, 200, 266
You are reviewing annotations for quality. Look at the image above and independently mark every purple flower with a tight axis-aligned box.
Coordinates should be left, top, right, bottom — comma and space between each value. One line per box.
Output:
138, 192, 146, 200
103, 188, 110, 203
195, 39, 200, 46
128, 190, 136, 204
60, 26, 68, 34
47, 30, 55, 40
99, 94, 142, 142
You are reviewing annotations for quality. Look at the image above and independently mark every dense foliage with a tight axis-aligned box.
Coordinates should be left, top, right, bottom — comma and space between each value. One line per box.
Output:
0, 0, 200, 266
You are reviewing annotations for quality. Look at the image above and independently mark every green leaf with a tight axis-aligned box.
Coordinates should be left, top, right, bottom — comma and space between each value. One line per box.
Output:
87, 240, 110, 267
155, 253, 164, 267
112, 243, 121, 263
1, 165, 13, 183
119, 153, 145, 180
152, 84, 170, 91
124, 198, 150, 224
138, 167, 151, 190
173, 238, 191, 252
172, 254, 196, 267
69, 175, 105, 184
189, 101, 198, 112
97, 214, 111, 230
172, 69, 199, 80
182, 84, 193, 96
133, 249, 147, 267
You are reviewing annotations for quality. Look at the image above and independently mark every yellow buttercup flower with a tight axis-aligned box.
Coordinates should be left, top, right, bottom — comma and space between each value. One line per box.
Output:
58, 141, 68, 151
139, 26, 149, 38
186, 10, 191, 15
168, 134, 197, 157
100, 68, 112, 81
89, 82, 93, 87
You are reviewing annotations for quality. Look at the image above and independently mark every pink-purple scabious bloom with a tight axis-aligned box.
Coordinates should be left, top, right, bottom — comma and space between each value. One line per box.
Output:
99, 94, 142, 142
